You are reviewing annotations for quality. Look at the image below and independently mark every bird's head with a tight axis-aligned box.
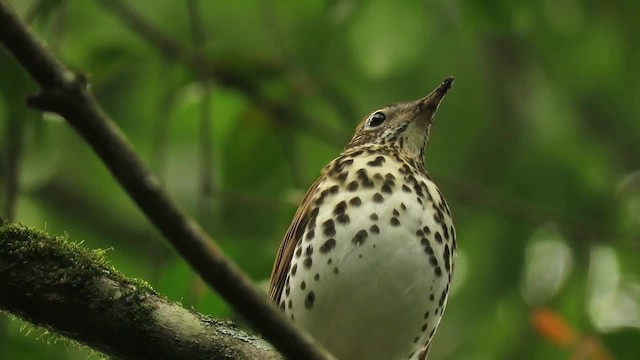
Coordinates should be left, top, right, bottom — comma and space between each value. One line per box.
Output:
346, 77, 454, 164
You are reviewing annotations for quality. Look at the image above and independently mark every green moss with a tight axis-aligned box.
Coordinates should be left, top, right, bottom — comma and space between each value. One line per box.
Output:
0, 221, 155, 295
0, 221, 160, 354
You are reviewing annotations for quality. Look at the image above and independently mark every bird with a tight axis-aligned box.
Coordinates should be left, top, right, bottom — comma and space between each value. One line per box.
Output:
268, 77, 456, 360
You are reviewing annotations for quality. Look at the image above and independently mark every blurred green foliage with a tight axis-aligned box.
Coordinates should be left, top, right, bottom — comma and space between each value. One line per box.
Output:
1, 0, 639, 359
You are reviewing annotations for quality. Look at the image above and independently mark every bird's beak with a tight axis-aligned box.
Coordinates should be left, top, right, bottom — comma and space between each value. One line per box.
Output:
411, 77, 454, 124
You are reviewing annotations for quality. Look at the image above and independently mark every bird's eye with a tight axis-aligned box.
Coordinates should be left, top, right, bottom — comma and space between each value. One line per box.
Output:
367, 111, 386, 128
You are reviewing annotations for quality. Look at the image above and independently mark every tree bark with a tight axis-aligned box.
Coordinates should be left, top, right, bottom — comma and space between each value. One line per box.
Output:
0, 222, 281, 360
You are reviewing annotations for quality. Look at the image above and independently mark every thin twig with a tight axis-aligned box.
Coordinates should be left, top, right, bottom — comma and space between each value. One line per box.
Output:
186, 0, 215, 215
186, 0, 214, 306
0, 2, 332, 359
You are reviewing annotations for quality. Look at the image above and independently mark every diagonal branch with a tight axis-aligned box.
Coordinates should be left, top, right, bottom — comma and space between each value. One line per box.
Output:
0, 2, 331, 359
0, 222, 280, 360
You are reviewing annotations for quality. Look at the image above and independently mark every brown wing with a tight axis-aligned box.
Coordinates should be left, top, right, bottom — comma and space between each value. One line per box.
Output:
268, 175, 326, 304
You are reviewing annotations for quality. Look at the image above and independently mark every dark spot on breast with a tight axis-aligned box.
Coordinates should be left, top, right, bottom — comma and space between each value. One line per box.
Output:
314, 273, 320, 281
413, 337, 419, 343
336, 213, 350, 225
295, 246, 303, 258
305, 245, 313, 256
319, 238, 336, 254
373, 193, 384, 203
305, 229, 315, 242
443, 244, 450, 273
443, 226, 449, 240
352, 229, 368, 245
429, 256, 439, 268
434, 231, 443, 244
347, 180, 358, 191
423, 226, 431, 234
424, 311, 430, 319
414, 185, 424, 198
349, 196, 361, 206
385, 173, 396, 181
329, 185, 339, 194
367, 156, 385, 167
401, 203, 407, 211
314, 193, 326, 206
362, 178, 374, 188
402, 184, 412, 193
373, 173, 384, 181
334, 201, 347, 215
280, 301, 285, 310
333, 267, 339, 274
439, 287, 448, 307
429, 294, 434, 301
393, 209, 400, 217
370, 224, 380, 234
350, 150, 364, 157
288, 299, 292, 309
300, 281, 306, 290
322, 219, 336, 237
434, 266, 442, 277
356, 168, 368, 180
422, 240, 434, 256
305, 291, 315, 309
303, 257, 313, 269
416, 229, 425, 237
337, 172, 348, 182
381, 184, 393, 194
422, 323, 429, 331
390, 217, 400, 226
291, 263, 298, 276
370, 213, 378, 221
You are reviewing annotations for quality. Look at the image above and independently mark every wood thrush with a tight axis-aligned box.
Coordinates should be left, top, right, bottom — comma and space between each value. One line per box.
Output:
269, 78, 456, 360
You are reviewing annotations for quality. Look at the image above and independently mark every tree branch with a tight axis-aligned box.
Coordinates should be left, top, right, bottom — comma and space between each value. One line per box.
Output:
0, 2, 331, 359
0, 222, 280, 360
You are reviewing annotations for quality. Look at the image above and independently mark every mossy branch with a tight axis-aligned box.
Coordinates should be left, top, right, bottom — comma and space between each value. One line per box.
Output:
0, 1, 330, 359
0, 222, 281, 360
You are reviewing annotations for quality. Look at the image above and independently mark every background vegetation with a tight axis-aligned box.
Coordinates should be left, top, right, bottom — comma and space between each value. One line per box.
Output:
1, 0, 639, 359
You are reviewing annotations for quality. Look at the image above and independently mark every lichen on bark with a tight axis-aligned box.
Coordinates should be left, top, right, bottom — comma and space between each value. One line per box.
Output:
0, 222, 280, 360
